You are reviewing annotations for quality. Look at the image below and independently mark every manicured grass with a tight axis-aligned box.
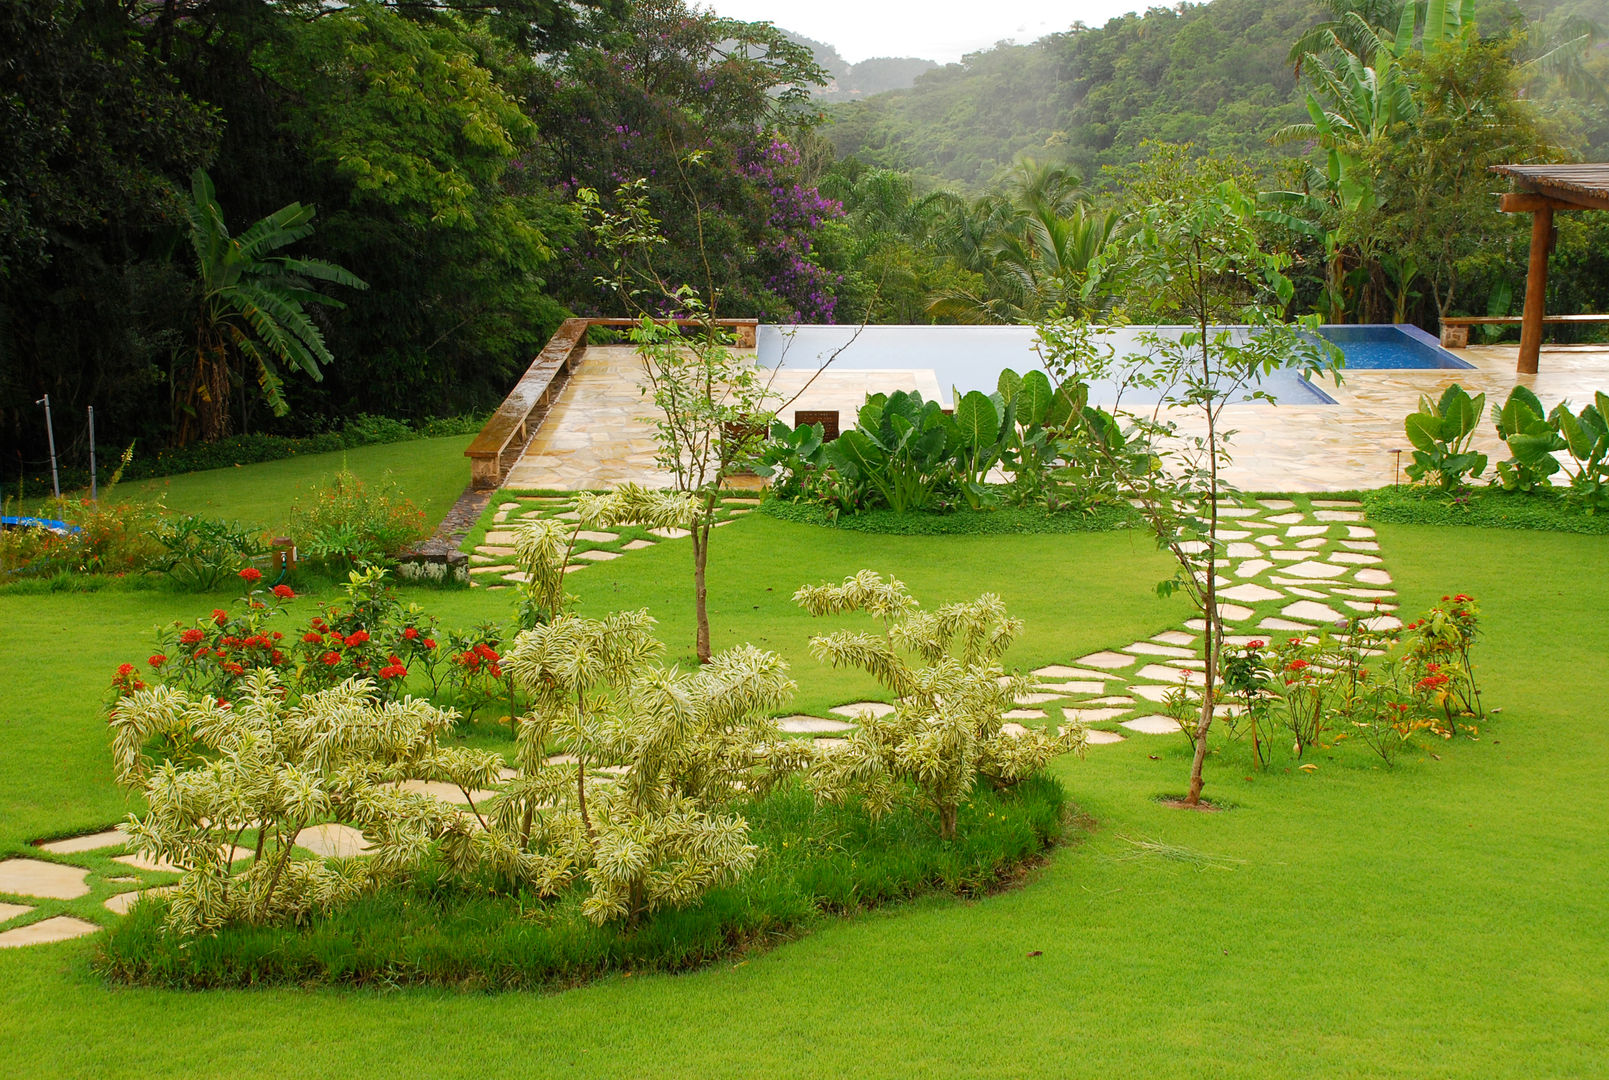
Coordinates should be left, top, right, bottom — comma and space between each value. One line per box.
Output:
0, 469, 1606, 1077
97, 778, 1069, 990
105, 434, 472, 533
1365, 483, 1609, 534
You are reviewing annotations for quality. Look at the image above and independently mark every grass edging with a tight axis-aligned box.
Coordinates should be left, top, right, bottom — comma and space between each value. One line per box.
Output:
1363, 485, 1609, 534
757, 496, 1141, 536
95, 775, 1074, 991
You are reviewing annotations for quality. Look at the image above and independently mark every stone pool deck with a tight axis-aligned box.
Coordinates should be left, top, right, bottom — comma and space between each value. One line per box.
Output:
500, 341, 1609, 493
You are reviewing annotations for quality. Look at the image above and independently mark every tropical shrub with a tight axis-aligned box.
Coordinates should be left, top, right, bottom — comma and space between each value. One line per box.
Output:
108, 671, 478, 937
795, 570, 1084, 838
1552, 392, 1609, 513
825, 391, 959, 513
1404, 383, 1488, 490
1492, 386, 1564, 493
150, 515, 263, 591
288, 468, 428, 570
143, 570, 298, 702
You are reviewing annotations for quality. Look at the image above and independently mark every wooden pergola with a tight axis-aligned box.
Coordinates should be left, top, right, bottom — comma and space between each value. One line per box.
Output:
1490, 163, 1609, 375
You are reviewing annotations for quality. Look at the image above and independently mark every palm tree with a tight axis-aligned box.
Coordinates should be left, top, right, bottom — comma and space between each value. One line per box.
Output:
180, 168, 366, 443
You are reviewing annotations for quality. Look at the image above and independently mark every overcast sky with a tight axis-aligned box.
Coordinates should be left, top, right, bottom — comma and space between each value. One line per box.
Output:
705, 0, 1145, 65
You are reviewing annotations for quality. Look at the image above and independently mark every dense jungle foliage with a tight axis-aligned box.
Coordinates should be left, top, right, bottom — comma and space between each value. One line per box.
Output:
4, 0, 1607, 489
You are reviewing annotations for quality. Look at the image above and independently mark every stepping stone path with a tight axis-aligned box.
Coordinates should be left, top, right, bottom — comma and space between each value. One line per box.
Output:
9, 500, 1400, 948
461, 494, 761, 587
929, 498, 1402, 754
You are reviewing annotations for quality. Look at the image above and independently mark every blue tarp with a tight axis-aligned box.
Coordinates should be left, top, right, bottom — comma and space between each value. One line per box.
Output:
0, 515, 79, 534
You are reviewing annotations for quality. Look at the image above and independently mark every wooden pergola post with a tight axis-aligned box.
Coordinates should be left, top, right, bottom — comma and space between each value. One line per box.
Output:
1491, 165, 1609, 376
1517, 203, 1553, 376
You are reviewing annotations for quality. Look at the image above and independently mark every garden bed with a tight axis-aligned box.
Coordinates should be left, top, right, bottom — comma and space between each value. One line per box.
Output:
94, 777, 1072, 991
1363, 485, 1609, 534
758, 494, 1142, 536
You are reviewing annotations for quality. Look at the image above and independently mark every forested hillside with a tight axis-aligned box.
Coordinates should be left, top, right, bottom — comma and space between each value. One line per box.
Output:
3, 0, 1605, 486
826, 0, 1608, 190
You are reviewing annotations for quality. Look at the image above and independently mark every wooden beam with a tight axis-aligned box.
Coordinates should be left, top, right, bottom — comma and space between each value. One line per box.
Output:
1500, 188, 1609, 213
1518, 204, 1554, 375
1499, 192, 1567, 213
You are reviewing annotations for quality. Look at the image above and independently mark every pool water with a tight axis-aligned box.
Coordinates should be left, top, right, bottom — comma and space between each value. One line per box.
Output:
1316, 324, 1474, 370
757, 323, 1468, 407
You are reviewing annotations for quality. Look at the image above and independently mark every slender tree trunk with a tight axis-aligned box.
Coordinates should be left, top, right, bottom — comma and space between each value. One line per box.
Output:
692, 516, 711, 664
1187, 308, 1218, 807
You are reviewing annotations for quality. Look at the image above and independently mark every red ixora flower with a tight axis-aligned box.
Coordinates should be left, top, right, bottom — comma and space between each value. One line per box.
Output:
378, 662, 408, 680
303, 631, 323, 644
222, 661, 245, 676
322, 651, 342, 666
403, 627, 419, 640
180, 628, 206, 645
212, 609, 228, 627
1246, 640, 1266, 650
272, 584, 295, 600
116, 663, 135, 677
148, 654, 167, 668
240, 567, 262, 583
422, 638, 437, 650
1286, 659, 1310, 672
346, 629, 371, 646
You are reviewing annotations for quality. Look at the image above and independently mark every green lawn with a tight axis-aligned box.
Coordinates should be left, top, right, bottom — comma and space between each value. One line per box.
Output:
104, 434, 472, 533
1, 467, 1606, 1077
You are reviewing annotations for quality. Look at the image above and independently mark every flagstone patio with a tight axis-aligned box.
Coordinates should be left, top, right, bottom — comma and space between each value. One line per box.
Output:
496, 341, 1609, 493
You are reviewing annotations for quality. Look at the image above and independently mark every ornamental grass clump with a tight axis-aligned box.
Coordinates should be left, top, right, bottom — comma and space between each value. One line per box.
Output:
795, 570, 1084, 839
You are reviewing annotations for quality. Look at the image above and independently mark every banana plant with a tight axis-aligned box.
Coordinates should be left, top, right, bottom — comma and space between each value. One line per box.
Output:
1404, 383, 1487, 490
1552, 393, 1609, 513
1493, 386, 1565, 492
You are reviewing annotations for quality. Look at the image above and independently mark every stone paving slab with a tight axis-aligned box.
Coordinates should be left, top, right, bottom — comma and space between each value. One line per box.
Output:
1076, 651, 1137, 669
0, 915, 101, 948
0, 901, 33, 923
295, 825, 373, 859
1085, 730, 1126, 745
113, 846, 254, 874
829, 701, 896, 719
36, 828, 128, 854
0, 858, 91, 900
1036, 681, 1108, 695
1122, 716, 1183, 735
776, 716, 855, 734
1031, 665, 1116, 680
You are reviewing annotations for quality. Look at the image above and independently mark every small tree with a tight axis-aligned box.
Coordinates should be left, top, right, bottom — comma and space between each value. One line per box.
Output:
796, 570, 1084, 839
1040, 178, 1339, 807
582, 177, 781, 663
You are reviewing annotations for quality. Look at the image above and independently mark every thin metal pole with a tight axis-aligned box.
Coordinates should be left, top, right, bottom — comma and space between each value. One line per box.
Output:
37, 395, 60, 500
88, 405, 97, 501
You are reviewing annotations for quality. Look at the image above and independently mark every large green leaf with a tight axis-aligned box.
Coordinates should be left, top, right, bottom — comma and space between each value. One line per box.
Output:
997, 368, 1023, 404
953, 391, 999, 452
1016, 370, 1054, 426
1404, 411, 1442, 453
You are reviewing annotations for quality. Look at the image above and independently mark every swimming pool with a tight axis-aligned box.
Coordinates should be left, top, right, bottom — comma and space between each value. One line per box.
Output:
756, 323, 1469, 406
1316, 323, 1474, 370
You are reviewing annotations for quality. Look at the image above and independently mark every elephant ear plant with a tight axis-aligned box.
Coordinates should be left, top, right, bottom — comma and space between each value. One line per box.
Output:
1404, 383, 1487, 491
1492, 386, 1564, 493
1552, 392, 1609, 513
826, 390, 959, 513
795, 570, 1085, 839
